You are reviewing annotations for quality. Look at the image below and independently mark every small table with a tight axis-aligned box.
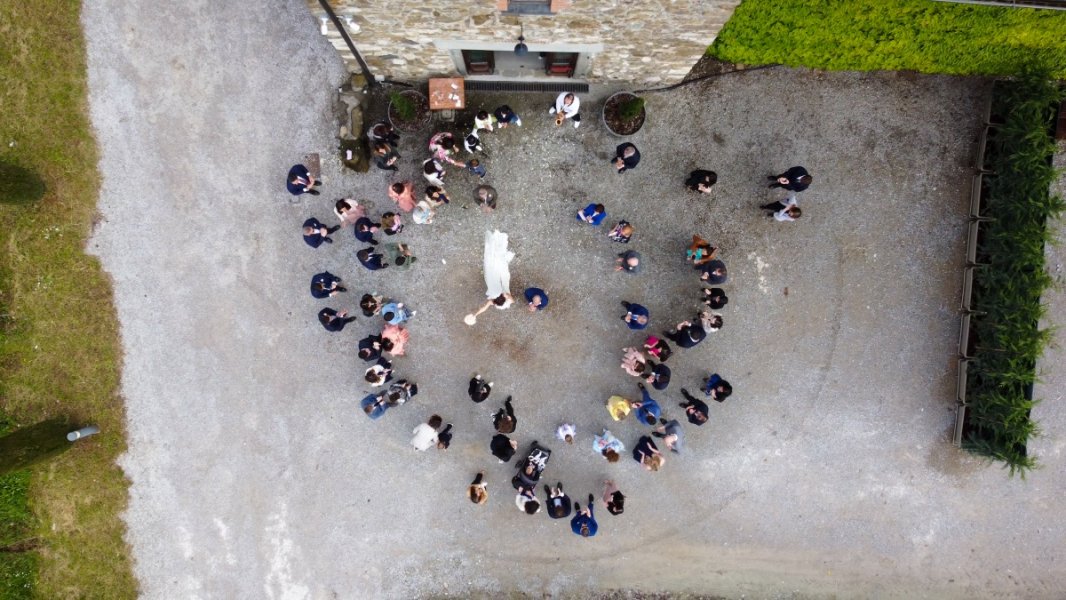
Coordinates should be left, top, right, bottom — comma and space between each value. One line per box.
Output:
428, 78, 465, 110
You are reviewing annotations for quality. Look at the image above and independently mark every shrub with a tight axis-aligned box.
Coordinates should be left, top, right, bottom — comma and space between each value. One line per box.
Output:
965, 70, 1064, 477
389, 91, 415, 121
709, 0, 1066, 78
618, 96, 645, 122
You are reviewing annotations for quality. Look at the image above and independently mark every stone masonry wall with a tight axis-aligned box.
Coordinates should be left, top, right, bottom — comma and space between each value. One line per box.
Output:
306, 0, 740, 85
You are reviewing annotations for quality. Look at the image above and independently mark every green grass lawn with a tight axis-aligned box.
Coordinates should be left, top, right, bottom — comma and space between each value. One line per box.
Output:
710, 0, 1066, 77
0, 2, 135, 598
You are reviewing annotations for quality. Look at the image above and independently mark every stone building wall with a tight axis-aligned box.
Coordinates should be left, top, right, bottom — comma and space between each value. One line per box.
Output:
306, 0, 740, 85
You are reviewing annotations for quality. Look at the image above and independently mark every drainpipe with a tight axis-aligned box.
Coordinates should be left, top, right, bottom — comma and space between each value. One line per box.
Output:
317, 0, 379, 89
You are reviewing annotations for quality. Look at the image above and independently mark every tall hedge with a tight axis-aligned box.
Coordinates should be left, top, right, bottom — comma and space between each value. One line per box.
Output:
710, 0, 1066, 78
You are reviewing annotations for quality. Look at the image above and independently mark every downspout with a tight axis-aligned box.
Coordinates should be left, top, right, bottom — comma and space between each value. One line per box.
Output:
317, 0, 379, 89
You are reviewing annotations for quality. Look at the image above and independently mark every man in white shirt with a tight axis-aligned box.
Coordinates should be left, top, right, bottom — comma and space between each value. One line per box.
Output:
411, 414, 442, 451
549, 92, 581, 128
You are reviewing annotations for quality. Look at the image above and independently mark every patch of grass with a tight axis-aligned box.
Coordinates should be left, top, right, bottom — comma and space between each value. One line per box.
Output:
965, 71, 1064, 477
0, 2, 135, 598
709, 0, 1066, 77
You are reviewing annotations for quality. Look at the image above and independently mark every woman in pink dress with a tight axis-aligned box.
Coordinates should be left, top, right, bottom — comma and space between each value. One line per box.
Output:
388, 181, 417, 213
334, 198, 366, 228
620, 347, 647, 377
382, 324, 410, 357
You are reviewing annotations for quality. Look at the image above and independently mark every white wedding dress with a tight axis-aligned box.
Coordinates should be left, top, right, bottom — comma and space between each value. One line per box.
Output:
483, 230, 514, 300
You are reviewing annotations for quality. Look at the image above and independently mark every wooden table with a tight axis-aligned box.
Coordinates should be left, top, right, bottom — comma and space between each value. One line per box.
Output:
428, 77, 465, 110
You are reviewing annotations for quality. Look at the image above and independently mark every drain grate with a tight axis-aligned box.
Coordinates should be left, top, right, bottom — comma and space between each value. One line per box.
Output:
464, 80, 590, 94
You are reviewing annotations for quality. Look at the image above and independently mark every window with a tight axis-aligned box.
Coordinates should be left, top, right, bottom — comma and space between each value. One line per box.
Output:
502, 0, 554, 15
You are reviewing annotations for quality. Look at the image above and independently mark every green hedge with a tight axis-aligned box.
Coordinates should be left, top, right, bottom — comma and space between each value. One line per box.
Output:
710, 0, 1066, 77
966, 71, 1064, 476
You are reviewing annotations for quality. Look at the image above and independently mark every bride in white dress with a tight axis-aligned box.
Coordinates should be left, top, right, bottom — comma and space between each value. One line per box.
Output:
464, 230, 515, 325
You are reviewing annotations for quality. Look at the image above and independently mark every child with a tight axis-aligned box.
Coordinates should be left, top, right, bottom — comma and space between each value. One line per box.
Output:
473, 110, 497, 133
494, 105, 522, 128
436, 423, 453, 450
556, 423, 576, 444
425, 186, 450, 207
576, 203, 606, 226
464, 131, 484, 154
467, 158, 487, 179
607, 220, 633, 243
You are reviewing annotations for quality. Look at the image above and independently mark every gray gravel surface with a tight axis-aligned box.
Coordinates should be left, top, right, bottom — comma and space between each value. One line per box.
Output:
83, 1, 1066, 598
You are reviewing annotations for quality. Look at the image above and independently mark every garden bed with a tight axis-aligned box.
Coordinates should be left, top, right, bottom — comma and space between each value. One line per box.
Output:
956, 72, 1064, 476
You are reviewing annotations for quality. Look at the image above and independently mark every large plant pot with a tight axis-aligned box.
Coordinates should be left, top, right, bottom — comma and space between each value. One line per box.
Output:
602, 91, 646, 137
387, 90, 431, 134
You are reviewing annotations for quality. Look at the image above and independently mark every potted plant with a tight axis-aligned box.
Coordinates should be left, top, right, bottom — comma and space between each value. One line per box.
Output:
602, 92, 646, 136
387, 89, 430, 133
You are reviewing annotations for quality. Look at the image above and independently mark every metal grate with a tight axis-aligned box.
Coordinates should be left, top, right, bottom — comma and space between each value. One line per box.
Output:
464, 80, 589, 94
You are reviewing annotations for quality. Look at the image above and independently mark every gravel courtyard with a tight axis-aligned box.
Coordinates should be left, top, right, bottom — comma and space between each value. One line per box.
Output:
83, 1, 1066, 598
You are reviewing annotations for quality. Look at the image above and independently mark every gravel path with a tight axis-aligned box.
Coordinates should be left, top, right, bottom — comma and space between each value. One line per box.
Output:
84, 2, 1066, 598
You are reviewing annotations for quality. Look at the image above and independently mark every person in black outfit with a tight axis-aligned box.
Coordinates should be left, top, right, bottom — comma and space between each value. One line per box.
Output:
302, 217, 339, 248
357, 334, 386, 361
768, 166, 812, 192
662, 320, 706, 349
685, 169, 717, 194
544, 482, 572, 519
372, 141, 401, 172
679, 388, 709, 426
436, 424, 453, 450
310, 272, 346, 299
493, 397, 516, 433
318, 308, 355, 332
702, 287, 728, 310
490, 433, 518, 463
612, 143, 641, 173
367, 121, 401, 146
644, 361, 671, 391
354, 217, 381, 246
357, 247, 387, 271
699, 259, 728, 284
468, 375, 492, 403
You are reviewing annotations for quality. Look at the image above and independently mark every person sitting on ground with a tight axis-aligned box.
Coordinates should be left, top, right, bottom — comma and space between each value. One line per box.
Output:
577, 203, 607, 226
620, 301, 649, 330
679, 388, 710, 426
643, 335, 672, 362
494, 105, 522, 128
702, 287, 728, 310
468, 472, 488, 505
686, 169, 718, 194
286, 163, 319, 196
633, 382, 662, 425
310, 271, 346, 299
515, 486, 541, 515
603, 480, 625, 516
593, 428, 625, 462
556, 423, 576, 445
687, 234, 717, 266
388, 181, 417, 213
318, 308, 355, 332
468, 374, 493, 403
633, 435, 665, 471
525, 287, 549, 313
411, 414, 442, 451
302, 217, 339, 248
703, 373, 733, 402
607, 220, 634, 243
474, 110, 497, 133
615, 250, 642, 274
571, 495, 598, 537
357, 247, 388, 271
381, 212, 404, 236
699, 259, 728, 284
767, 165, 812, 192
492, 396, 517, 434
612, 143, 641, 173
544, 483, 572, 519
653, 418, 684, 454
490, 433, 518, 463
